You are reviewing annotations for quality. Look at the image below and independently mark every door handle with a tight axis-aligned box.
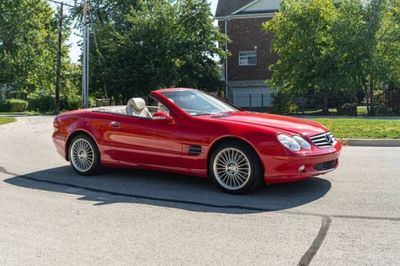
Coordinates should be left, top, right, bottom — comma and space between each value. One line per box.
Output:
110, 121, 121, 128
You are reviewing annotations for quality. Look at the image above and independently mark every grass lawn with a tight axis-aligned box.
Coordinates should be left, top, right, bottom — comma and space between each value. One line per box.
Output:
310, 118, 400, 139
0, 117, 16, 125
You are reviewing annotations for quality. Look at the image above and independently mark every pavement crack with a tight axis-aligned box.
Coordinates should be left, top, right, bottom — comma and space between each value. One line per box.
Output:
298, 216, 332, 266
0, 167, 17, 176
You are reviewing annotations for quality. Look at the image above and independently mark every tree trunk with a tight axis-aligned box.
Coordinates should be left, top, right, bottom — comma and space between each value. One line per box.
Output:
322, 93, 329, 114
368, 81, 375, 116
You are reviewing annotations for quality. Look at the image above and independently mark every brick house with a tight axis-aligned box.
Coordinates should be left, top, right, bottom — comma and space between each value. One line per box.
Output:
216, 0, 280, 108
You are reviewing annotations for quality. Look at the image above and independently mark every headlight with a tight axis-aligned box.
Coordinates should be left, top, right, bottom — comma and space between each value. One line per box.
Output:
293, 136, 311, 150
277, 134, 301, 151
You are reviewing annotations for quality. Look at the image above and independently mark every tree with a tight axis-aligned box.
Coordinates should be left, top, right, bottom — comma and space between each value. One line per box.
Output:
263, 0, 339, 114
382, 0, 400, 87
0, 0, 81, 111
175, 0, 227, 90
331, 0, 400, 115
77, 0, 227, 102
333, 0, 392, 115
264, 0, 400, 115
0, 0, 57, 97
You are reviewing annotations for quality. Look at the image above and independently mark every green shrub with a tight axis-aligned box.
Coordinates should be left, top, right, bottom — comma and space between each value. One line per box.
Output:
60, 96, 81, 111
28, 94, 84, 112
270, 90, 297, 114
27, 94, 54, 112
8, 99, 28, 112
0, 99, 28, 112
89, 96, 96, 108
0, 99, 11, 112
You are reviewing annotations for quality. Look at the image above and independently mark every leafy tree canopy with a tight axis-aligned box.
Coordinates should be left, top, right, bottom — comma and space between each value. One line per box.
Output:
0, 0, 81, 112
81, 0, 227, 102
0, 0, 57, 96
264, 0, 400, 115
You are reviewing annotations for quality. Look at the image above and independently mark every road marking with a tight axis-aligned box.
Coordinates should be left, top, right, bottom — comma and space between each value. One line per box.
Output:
298, 216, 332, 266
0, 167, 15, 176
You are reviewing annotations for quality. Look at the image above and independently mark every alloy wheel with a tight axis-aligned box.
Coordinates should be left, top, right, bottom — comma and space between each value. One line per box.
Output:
212, 147, 252, 190
70, 138, 95, 173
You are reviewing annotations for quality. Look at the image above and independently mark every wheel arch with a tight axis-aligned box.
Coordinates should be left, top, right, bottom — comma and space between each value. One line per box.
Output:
207, 136, 264, 174
65, 129, 99, 161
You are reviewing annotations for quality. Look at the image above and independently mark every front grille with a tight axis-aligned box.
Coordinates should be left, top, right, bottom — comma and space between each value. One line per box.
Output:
314, 159, 338, 171
309, 132, 336, 148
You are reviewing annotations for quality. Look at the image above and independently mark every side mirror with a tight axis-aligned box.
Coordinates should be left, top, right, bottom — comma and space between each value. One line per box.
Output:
153, 112, 174, 122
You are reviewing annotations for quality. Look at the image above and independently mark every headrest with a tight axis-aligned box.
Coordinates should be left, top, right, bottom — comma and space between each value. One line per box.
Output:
127, 98, 146, 111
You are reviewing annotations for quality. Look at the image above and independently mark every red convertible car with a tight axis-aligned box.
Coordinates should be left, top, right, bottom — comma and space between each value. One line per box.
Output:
53, 88, 341, 194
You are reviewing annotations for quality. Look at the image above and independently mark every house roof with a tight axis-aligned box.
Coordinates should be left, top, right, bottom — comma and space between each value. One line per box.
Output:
215, 0, 255, 17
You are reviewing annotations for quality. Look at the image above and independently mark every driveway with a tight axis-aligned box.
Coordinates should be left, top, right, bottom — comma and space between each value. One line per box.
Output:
0, 116, 399, 265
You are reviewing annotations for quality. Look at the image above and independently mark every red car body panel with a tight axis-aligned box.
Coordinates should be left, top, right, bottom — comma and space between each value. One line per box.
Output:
53, 88, 342, 184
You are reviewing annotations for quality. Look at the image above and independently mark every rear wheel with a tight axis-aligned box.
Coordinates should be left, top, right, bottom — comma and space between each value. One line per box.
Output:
68, 134, 101, 175
209, 142, 263, 194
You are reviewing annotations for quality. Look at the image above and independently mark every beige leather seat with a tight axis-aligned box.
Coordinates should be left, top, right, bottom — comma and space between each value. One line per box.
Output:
126, 98, 152, 118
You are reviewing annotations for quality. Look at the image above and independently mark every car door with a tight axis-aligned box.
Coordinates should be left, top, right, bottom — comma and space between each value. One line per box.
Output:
104, 114, 183, 171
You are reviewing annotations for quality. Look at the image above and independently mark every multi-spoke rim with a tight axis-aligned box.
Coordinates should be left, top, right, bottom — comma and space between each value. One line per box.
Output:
70, 138, 95, 173
213, 147, 251, 190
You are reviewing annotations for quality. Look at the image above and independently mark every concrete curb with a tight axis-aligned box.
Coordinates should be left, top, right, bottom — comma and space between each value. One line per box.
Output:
339, 139, 400, 147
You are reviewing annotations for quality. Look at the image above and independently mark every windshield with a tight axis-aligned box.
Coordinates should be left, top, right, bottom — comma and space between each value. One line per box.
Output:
161, 90, 239, 116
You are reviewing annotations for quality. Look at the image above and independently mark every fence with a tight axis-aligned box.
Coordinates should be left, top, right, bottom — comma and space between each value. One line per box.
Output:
227, 94, 272, 109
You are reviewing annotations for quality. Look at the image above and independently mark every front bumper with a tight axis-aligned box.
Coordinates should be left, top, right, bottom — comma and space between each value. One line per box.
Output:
263, 142, 342, 184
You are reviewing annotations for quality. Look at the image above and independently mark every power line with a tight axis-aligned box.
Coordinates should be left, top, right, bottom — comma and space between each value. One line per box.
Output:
49, 0, 90, 109
48, 0, 75, 8
48, 0, 71, 114
82, 0, 90, 108
54, 2, 64, 114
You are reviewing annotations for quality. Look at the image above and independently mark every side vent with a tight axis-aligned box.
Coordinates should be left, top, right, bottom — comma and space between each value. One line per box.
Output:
188, 145, 202, 156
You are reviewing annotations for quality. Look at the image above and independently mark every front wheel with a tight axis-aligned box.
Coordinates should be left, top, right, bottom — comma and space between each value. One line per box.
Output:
68, 134, 101, 175
209, 142, 263, 194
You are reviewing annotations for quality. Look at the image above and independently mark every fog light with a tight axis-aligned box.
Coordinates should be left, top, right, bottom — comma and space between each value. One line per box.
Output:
298, 165, 306, 172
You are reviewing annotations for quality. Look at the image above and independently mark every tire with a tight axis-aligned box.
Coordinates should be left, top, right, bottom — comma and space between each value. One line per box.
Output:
209, 141, 263, 194
68, 134, 101, 175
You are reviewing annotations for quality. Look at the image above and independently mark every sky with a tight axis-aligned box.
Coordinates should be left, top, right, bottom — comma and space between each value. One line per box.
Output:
55, 0, 219, 63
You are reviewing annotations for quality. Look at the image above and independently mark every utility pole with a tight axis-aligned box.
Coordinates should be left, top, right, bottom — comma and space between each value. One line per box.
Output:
224, 16, 230, 100
82, 0, 90, 108
50, 0, 89, 109
48, 0, 74, 113
55, 2, 63, 114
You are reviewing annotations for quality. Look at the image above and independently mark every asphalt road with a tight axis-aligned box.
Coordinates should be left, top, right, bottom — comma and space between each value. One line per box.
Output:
0, 116, 399, 265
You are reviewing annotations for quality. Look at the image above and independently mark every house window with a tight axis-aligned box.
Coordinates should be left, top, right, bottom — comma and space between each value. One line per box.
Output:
239, 51, 257, 66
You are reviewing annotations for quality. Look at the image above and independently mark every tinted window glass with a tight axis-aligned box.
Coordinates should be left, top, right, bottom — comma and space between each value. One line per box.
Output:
162, 90, 238, 116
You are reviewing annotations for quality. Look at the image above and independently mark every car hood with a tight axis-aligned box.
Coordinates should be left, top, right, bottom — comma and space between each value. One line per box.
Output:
213, 112, 328, 137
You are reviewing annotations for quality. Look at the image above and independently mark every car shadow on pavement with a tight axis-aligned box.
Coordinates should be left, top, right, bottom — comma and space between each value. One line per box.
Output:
4, 166, 331, 214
